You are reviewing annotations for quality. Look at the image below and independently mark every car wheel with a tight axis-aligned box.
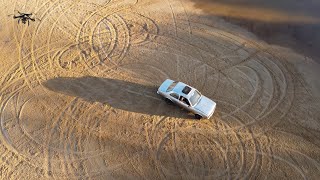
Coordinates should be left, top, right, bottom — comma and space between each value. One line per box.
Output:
195, 114, 202, 120
165, 98, 173, 105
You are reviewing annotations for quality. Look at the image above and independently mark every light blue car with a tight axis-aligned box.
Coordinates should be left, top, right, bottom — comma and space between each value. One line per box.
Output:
157, 79, 216, 119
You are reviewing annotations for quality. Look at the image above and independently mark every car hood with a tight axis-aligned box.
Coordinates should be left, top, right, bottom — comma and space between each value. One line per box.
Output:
194, 96, 216, 117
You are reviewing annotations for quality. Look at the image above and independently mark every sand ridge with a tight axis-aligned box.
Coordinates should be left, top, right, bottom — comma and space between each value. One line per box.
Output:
0, 0, 319, 179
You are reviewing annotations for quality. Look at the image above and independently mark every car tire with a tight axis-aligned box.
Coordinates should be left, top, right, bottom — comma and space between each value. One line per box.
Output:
195, 114, 202, 120
165, 98, 173, 105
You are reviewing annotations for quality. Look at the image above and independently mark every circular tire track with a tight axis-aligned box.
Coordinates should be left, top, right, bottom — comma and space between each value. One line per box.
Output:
0, 0, 319, 179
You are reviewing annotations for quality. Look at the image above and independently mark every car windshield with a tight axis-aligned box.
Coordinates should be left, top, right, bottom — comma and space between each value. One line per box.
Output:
166, 81, 178, 92
189, 90, 201, 106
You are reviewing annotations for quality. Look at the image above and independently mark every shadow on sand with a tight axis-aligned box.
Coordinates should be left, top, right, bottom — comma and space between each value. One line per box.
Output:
43, 76, 193, 119
191, 0, 320, 62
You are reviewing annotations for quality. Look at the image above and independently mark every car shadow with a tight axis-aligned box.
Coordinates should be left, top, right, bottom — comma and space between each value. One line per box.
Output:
43, 76, 194, 119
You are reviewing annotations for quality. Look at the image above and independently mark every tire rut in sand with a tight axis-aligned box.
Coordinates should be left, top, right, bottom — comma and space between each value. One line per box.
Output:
0, 0, 319, 179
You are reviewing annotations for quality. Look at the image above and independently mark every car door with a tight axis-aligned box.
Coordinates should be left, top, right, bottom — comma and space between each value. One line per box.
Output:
169, 93, 180, 103
177, 96, 192, 110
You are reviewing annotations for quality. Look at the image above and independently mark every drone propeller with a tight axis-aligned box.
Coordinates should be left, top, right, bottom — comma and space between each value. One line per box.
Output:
16, 10, 32, 16
7, 13, 17, 18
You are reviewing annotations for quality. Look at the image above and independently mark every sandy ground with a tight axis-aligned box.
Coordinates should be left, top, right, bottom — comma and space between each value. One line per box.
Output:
0, 0, 320, 179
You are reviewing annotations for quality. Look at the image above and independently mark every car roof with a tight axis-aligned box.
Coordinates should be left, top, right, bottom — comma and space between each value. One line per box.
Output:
172, 82, 195, 98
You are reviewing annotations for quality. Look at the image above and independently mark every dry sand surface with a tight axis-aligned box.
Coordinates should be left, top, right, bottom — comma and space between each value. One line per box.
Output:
0, 0, 320, 179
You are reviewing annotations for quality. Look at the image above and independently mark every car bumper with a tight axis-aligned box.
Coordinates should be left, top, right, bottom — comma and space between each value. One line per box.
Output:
206, 105, 216, 119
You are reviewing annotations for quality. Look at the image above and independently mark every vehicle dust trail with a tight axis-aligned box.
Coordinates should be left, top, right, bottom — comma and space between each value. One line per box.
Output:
0, 0, 319, 179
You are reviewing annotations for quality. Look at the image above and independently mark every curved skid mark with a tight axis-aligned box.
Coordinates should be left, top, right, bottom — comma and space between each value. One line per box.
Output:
0, 0, 317, 179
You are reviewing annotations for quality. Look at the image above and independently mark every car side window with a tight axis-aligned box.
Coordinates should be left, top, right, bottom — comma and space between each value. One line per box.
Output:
183, 98, 190, 106
179, 96, 190, 106
170, 93, 179, 99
